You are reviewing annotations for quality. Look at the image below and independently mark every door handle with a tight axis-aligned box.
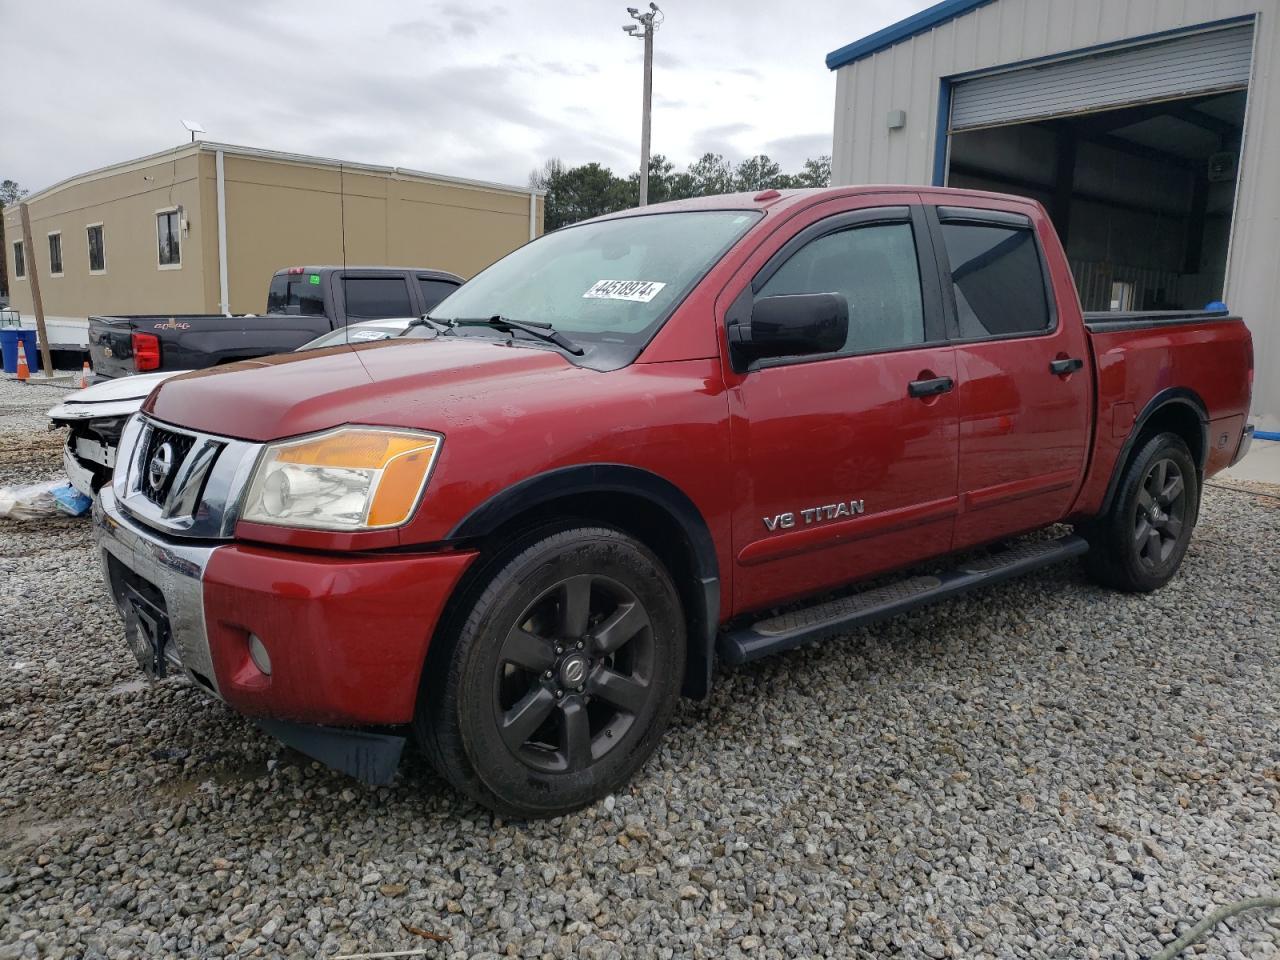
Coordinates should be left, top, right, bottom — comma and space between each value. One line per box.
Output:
1050, 357, 1084, 375
908, 376, 954, 398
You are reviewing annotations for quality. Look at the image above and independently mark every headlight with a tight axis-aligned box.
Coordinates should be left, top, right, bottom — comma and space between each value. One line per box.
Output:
240, 427, 442, 531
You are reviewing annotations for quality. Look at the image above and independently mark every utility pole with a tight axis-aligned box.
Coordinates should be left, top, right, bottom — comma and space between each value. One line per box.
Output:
18, 203, 54, 378
623, 4, 663, 206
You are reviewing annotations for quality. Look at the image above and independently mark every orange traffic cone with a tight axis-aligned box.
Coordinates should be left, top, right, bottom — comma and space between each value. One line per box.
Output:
79, 360, 91, 389
14, 339, 29, 382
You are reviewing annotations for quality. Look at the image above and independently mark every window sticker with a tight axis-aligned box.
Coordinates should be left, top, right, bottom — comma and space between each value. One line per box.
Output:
309, 274, 321, 285
582, 279, 667, 303
348, 329, 392, 341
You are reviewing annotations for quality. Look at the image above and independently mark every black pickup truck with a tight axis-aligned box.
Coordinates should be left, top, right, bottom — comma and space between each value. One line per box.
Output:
88, 266, 462, 378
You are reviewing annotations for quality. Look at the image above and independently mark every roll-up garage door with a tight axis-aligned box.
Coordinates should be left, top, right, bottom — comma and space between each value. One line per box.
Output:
950, 24, 1254, 131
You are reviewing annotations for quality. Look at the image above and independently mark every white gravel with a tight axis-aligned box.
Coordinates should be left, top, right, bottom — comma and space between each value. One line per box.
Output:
2, 376, 1279, 959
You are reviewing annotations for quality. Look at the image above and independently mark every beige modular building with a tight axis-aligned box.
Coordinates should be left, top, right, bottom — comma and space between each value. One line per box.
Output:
3, 142, 544, 349
827, 0, 1280, 428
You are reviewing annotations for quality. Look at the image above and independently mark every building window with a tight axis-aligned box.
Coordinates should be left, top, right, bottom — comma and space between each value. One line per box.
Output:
157, 210, 181, 268
87, 223, 106, 273
12, 241, 23, 279
48, 232, 63, 277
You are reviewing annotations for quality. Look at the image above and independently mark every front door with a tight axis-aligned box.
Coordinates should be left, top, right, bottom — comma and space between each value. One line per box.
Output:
723, 198, 961, 614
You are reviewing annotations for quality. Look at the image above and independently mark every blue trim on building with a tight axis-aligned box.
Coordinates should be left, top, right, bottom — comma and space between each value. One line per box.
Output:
932, 78, 952, 186
826, 0, 995, 71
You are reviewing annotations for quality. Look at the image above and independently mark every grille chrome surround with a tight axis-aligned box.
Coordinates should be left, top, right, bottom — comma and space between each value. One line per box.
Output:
113, 414, 262, 539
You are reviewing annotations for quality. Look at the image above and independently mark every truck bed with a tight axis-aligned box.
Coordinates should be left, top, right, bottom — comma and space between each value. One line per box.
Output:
88, 313, 332, 379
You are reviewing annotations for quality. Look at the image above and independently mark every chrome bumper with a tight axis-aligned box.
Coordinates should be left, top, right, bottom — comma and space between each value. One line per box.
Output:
94, 487, 223, 695
1231, 424, 1255, 466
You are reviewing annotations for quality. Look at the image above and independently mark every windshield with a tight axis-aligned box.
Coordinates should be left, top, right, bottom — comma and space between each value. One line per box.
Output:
430, 210, 760, 347
266, 273, 325, 315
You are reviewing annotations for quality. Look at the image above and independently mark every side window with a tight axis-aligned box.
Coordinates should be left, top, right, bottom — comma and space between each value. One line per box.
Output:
343, 277, 413, 318
417, 278, 458, 311
756, 222, 925, 356
940, 223, 1050, 338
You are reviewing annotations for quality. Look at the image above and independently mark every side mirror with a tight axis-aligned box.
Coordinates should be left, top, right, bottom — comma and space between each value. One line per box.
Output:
730, 292, 848, 367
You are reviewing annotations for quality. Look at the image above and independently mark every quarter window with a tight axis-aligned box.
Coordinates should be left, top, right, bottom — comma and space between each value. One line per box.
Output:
157, 211, 181, 267
12, 241, 23, 279
940, 223, 1050, 338
756, 222, 925, 356
87, 224, 106, 273
343, 277, 414, 318
48, 232, 63, 276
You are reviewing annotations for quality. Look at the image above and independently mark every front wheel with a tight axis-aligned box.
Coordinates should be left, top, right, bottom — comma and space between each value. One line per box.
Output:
416, 526, 686, 818
1079, 431, 1199, 592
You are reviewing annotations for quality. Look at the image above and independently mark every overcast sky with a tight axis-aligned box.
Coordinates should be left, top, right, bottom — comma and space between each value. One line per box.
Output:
1, 0, 930, 193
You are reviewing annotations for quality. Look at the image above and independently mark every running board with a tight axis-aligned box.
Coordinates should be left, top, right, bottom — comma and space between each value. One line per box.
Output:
718, 534, 1089, 665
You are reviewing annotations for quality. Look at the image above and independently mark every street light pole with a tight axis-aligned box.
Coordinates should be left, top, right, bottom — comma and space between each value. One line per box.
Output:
623, 4, 663, 207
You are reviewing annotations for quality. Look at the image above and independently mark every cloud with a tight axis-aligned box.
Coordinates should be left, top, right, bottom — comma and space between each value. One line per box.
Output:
1, 0, 932, 191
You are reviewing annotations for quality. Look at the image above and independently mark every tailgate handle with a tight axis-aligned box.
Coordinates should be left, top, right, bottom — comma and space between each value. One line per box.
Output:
1050, 357, 1084, 375
908, 376, 954, 398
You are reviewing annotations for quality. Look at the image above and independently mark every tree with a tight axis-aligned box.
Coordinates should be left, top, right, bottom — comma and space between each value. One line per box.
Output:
795, 155, 832, 188
687, 153, 734, 196
733, 155, 784, 193
530, 154, 836, 229
0, 179, 28, 299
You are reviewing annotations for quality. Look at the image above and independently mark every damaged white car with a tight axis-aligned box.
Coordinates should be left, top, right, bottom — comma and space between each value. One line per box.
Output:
48, 317, 421, 497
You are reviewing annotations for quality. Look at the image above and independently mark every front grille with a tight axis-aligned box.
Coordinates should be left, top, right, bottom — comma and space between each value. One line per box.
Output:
139, 425, 197, 506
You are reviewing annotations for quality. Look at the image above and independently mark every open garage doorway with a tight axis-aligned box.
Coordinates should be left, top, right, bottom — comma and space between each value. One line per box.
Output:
947, 89, 1247, 312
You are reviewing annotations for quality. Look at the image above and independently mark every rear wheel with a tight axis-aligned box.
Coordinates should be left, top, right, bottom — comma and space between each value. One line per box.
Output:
1079, 432, 1199, 592
417, 526, 685, 817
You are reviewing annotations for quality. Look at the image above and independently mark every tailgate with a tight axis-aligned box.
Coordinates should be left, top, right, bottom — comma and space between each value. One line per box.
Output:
88, 316, 138, 379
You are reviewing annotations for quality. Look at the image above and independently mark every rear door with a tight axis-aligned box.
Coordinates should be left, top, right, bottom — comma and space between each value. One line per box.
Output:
924, 202, 1091, 548
723, 195, 961, 614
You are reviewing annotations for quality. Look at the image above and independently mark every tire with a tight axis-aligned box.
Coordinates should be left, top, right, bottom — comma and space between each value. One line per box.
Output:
1079, 431, 1199, 593
416, 525, 686, 818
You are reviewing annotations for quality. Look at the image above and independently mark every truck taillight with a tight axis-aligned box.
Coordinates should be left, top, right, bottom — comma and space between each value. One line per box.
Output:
131, 332, 161, 371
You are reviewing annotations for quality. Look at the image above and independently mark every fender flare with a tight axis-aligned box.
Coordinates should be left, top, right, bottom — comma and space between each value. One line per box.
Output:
1098, 387, 1208, 516
448, 464, 721, 699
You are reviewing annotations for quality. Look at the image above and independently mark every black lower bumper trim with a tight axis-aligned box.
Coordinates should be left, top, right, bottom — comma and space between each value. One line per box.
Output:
256, 719, 405, 785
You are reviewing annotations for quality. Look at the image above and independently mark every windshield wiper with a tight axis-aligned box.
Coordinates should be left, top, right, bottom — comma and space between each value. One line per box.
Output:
452, 316, 584, 356
404, 314, 454, 335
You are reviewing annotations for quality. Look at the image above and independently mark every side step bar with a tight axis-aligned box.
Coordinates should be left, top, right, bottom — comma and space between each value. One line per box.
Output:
718, 534, 1089, 665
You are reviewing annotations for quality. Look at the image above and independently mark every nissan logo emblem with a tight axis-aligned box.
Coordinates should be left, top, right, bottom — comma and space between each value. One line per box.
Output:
147, 442, 175, 491
561, 657, 587, 687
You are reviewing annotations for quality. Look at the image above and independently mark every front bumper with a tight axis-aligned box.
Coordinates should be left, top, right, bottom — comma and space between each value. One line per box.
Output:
94, 488, 478, 727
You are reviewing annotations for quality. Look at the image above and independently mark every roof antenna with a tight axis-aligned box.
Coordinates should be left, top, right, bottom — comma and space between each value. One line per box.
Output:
340, 162, 348, 344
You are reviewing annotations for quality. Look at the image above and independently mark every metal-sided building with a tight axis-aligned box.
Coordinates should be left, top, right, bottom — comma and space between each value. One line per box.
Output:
827, 0, 1278, 428
3, 142, 544, 351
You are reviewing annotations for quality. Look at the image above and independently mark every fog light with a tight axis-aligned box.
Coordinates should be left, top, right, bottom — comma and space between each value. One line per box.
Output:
248, 633, 272, 675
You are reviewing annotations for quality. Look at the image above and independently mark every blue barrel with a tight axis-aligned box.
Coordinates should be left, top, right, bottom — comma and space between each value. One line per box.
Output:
0, 329, 42, 374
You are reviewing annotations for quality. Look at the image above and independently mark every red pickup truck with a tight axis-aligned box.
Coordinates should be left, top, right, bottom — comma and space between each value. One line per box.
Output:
95, 186, 1254, 817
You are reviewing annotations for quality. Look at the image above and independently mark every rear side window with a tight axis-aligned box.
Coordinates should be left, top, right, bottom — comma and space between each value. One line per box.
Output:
940, 223, 1050, 338
756, 222, 925, 356
266, 274, 326, 315
344, 277, 413, 318
418, 278, 458, 311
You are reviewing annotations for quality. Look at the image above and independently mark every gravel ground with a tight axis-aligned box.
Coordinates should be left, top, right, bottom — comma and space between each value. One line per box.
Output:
1, 375, 1278, 959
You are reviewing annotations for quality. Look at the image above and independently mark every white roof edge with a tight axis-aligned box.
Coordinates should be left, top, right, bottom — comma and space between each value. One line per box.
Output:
200, 142, 546, 196
10, 141, 545, 210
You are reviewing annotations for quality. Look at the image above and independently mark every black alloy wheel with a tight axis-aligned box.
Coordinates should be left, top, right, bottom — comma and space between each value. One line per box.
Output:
416, 525, 685, 818
495, 573, 654, 774
1132, 457, 1188, 571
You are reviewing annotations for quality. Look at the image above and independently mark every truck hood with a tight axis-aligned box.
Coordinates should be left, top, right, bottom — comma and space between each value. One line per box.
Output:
49, 370, 188, 422
144, 338, 582, 442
